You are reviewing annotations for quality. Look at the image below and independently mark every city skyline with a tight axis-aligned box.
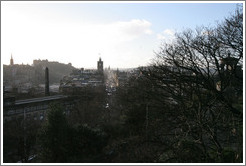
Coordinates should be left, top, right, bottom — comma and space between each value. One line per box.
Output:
1, 1, 240, 68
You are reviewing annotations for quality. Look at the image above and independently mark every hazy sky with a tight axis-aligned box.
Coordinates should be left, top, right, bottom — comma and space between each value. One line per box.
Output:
1, 1, 241, 69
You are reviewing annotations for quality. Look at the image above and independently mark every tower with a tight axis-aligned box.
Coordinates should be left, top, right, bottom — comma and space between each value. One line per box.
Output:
97, 57, 103, 73
45, 67, 50, 96
10, 54, 14, 66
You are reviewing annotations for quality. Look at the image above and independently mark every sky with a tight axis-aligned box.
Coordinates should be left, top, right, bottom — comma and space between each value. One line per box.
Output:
1, 1, 241, 69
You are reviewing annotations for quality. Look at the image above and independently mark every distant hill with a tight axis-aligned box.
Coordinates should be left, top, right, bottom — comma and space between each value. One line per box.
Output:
33, 59, 75, 84
3, 60, 76, 86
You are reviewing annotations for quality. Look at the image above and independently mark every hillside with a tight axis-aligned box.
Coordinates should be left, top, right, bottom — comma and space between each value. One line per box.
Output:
3, 60, 76, 86
33, 60, 76, 84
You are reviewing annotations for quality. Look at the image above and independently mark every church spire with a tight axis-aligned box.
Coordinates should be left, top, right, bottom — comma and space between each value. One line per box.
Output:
10, 54, 14, 66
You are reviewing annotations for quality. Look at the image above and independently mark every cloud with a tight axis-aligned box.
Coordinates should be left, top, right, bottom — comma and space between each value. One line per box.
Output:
66, 19, 153, 47
2, 12, 154, 68
113, 19, 153, 40
157, 29, 175, 42
82, 19, 153, 43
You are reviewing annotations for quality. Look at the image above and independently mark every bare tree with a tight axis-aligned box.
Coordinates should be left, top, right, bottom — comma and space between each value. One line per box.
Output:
142, 7, 243, 162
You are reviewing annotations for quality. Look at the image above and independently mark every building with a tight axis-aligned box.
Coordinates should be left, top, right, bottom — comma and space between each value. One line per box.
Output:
217, 53, 243, 93
3, 95, 76, 122
220, 55, 239, 72
59, 58, 105, 93
97, 57, 103, 73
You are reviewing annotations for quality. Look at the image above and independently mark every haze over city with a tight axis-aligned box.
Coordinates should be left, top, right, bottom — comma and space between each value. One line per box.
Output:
1, 1, 238, 68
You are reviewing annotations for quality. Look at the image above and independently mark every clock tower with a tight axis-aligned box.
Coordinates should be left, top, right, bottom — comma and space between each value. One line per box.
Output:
97, 57, 103, 73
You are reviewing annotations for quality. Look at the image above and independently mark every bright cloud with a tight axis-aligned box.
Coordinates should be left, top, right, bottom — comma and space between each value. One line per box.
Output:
2, 17, 154, 68
157, 29, 175, 43
81, 19, 152, 44
113, 19, 153, 41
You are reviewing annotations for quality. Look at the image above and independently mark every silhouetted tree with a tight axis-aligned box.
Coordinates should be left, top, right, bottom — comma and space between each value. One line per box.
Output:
3, 116, 41, 163
37, 103, 69, 162
66, 124, 108, 162
37, 102, 108, 163
141, 7, 243, 162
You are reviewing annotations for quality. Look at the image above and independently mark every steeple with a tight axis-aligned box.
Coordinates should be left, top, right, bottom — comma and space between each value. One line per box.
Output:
10, 54, 14, 66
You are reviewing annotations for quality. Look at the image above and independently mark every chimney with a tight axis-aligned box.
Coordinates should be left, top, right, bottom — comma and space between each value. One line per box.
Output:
45, 67, 50, 96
